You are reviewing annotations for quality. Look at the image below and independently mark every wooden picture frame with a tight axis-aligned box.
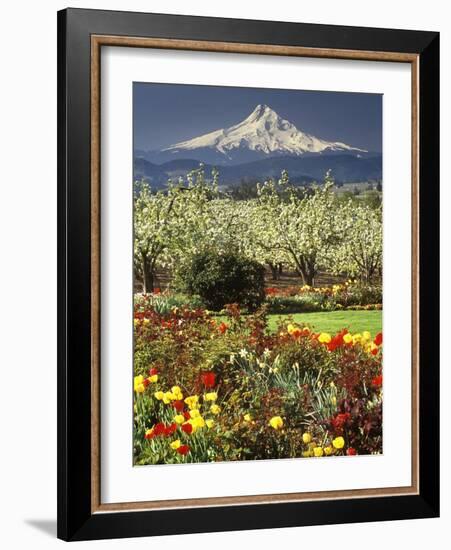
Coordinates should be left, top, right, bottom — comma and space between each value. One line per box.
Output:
57, 8, 439, 541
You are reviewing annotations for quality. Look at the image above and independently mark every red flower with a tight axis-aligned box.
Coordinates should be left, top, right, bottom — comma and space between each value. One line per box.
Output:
218, 322, 228, 334
153, 422, 166, 436
176, 444, 190, 455
142, 378, 150, 388
173, 400, 184, 412
374, 332, 383, 346
164, 423, 177, 437
346, 447, 357, 456
144, 430, 154, 440
327, 331, 347, 352
371, 374, 383, 387
331, 412, 351, 432
154, 288, 161, 294
265, 287, 278, 296
181, 423, 193, 434
148, 367, 158, 376
200, 371, 216, 388
183, 411, 191, 420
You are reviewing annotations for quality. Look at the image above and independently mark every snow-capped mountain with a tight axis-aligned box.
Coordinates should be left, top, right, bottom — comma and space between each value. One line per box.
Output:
156, 104, 366, 164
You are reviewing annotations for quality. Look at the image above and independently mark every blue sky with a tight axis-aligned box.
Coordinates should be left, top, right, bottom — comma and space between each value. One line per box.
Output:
133, 82, 382, 153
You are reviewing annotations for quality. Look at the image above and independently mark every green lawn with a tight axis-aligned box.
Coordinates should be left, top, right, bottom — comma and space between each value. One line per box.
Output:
267, 310, 382, 335
216, 310, 382, 335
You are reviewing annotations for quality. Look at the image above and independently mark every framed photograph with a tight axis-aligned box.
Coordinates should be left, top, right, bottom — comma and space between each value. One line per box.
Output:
57, 8, 439, 541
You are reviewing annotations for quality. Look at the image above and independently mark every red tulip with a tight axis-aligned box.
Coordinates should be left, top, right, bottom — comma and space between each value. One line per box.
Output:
181, 423, 193, 434
164, 423, 177, 437
153, 422, 165, 436
173, 400, 184, 412
200, 371, 216, 388
148, 367, 158, 376
374, 332, 383, 346
176, 445, 190, 455
346, 447, 357, 456
371, 374, 383, 387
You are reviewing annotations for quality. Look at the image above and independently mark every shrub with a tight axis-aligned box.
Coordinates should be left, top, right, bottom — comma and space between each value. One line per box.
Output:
177, 251, 265, 311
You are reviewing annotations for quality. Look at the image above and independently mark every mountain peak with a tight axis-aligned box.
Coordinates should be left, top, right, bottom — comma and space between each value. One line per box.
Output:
250, 103, 273, 116
162, 103, 366, 163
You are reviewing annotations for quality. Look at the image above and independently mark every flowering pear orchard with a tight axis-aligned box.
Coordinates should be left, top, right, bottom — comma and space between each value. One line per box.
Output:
133, 168, 383, 464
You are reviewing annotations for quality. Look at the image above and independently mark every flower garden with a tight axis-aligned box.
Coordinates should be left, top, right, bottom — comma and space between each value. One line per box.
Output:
133, 168, 383, 465
133, 296, 382, 465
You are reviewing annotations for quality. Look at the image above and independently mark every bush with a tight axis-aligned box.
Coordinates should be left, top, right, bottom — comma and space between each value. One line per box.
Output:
177, 250, 265, 311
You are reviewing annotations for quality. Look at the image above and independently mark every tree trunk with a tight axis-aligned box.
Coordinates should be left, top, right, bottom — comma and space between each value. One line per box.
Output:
268, 262, 279, 280
142, 257, 154, 293
297, 258, 315, 286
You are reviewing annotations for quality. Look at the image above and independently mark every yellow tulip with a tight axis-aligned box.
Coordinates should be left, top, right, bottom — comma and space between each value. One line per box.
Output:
269, 416, 284, 430
184, 395, 199, 409
302, 432, 312, 444
134, 375, 144, 392
191, 416, 205, 429
206, 419, 214, 429
170, 439, 181, 450
163, 391, 175, 404
313, 447, 324, 457
154, 391, 164, 400
324, 446, 333, 456
343, 333, 353, 344
171, 386, 183, 400
189, 409, 200, 418
332, 436, 345, 449
148, 374, 158, 383
244, 413, 252, 422
210, 404, 221, 415
318, 333, 332, 344
173, 414, 185, 425
204, 392, 218, 402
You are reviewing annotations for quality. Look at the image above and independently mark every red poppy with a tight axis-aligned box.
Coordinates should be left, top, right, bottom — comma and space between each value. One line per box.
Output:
374, 332, 383, 346
346, 447, 357, 456
371, 374, 383, 387
148, 367, 158, 376
173, 400, 184, 412
200, 371, 216, 388
176, 445, 190, 455
181, 423, 193, 434
164, 423, 177, 437
218, 322, 228, 334
152, 422, 166, 436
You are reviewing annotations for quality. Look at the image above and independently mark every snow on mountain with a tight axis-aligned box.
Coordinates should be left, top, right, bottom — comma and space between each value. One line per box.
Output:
162, 104, 366, 160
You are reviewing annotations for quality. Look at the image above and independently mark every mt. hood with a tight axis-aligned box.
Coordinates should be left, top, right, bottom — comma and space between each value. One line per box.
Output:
140, 104, 367, 165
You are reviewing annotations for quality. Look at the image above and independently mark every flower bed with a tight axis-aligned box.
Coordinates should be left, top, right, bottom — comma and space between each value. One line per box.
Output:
133, 300, 382, 465
265, 282, 382, 314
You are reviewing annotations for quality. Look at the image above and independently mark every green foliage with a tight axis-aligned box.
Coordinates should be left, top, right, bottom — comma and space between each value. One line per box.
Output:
177, 250, 266, 311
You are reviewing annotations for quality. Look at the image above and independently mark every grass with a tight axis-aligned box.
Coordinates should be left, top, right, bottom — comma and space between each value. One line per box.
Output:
267, 310, 382, 334
215, 310, 382, 335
